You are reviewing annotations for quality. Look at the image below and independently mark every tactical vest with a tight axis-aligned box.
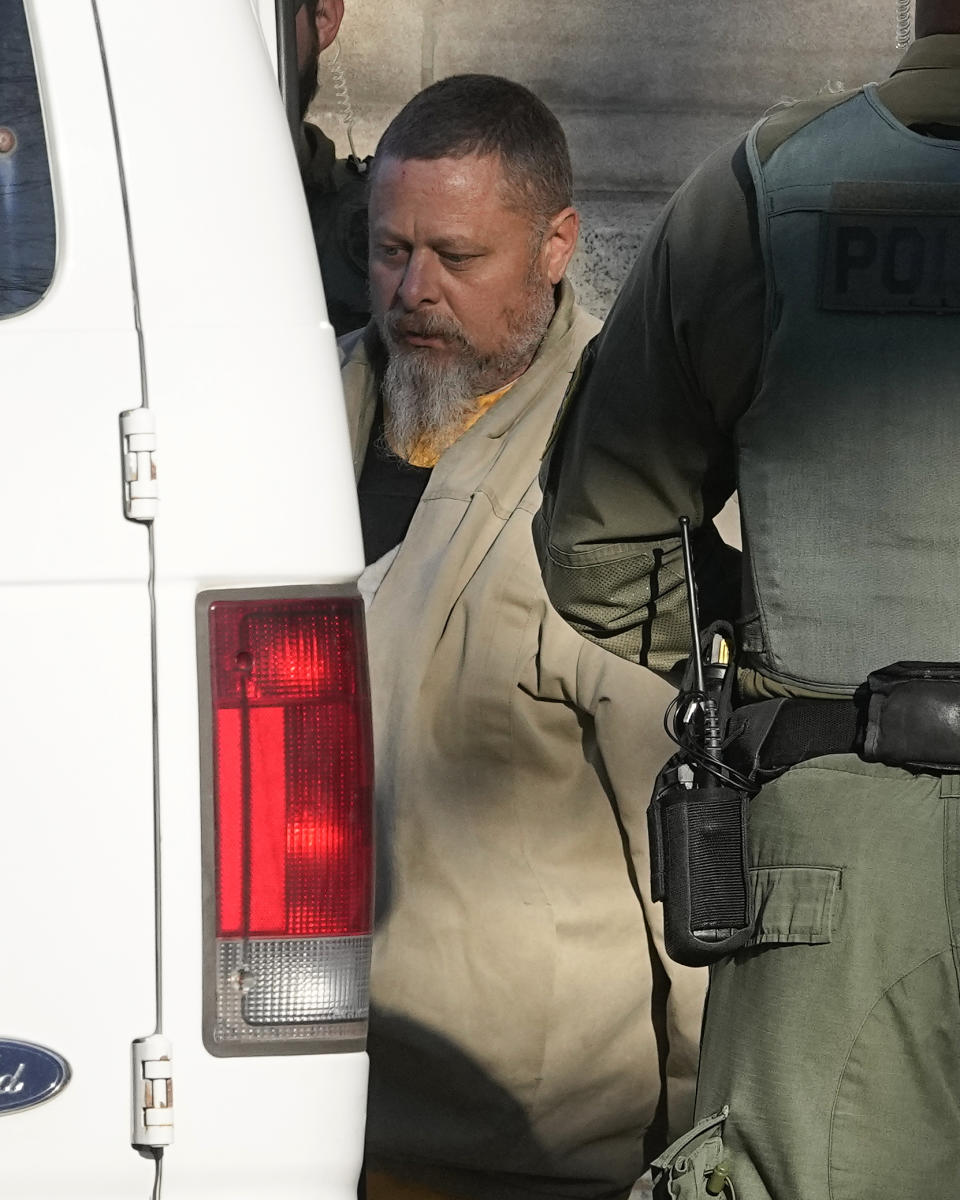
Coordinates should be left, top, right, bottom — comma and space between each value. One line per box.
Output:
740, 87, 960, 694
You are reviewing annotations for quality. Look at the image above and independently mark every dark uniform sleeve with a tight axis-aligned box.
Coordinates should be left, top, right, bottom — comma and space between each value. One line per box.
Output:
301, 123, 371, 338
534, 137, 765, 677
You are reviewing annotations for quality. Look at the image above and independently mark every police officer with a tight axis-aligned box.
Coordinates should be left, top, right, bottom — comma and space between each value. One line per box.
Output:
534, 2, 960, 1196
296, 0, 370, 336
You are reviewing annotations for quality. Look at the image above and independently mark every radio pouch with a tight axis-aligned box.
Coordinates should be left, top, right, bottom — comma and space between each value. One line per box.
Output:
649, 772, 753, 967
648, 620, 754, 968
862, 660, 960, 771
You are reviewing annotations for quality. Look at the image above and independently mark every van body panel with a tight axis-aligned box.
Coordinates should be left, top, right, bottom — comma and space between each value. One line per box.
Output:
0, 583, 157, 1200
92, 0, 363, 583
1, 2, 369, 1196
140, 323, 361, 584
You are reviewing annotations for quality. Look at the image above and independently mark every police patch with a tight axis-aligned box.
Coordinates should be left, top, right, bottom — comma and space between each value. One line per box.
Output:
820, 182, 960, 313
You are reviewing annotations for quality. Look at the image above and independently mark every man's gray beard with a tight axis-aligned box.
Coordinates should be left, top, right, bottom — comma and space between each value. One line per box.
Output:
380, 351, 481, 462
378, 281, 555, 463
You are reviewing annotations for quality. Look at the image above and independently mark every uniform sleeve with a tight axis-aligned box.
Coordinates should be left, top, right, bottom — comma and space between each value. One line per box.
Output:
535, 137, 764, 677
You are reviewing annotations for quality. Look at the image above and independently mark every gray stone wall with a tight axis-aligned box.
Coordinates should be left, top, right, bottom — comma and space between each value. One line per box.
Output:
310, 0, 908, 316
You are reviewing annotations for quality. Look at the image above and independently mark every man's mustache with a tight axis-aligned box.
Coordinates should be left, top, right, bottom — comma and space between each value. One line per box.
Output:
382, 309, 471, 349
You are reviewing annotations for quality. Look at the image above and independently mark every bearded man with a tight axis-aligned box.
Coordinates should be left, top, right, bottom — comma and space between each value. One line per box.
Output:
338, 75, 706, 1200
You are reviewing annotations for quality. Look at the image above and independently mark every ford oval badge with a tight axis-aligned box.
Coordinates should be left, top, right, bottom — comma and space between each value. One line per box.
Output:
0, 1040, 71, 1114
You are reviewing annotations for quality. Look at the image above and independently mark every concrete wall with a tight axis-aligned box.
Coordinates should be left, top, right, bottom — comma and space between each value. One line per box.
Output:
310, 0, 907, 316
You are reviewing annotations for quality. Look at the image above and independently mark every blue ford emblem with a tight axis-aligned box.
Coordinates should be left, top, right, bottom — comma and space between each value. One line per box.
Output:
0, 1040, 70, 1114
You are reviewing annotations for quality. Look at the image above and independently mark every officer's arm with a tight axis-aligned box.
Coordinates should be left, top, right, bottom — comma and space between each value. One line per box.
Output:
534, 139, 762, 678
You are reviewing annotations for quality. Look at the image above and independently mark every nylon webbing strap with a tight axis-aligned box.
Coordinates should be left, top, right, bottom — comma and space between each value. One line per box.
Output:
727, 697, 861, 779
761, 698, 861, 768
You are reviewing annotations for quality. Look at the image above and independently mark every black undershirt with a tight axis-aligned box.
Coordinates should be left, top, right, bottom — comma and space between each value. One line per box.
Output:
357, 399, 432, 565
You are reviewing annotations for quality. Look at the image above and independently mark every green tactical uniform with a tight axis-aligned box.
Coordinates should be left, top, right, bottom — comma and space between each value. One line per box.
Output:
535, 35, 960, 1200
301, 121, 370, 337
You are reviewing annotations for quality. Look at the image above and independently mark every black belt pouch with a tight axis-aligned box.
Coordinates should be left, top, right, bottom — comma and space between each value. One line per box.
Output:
862, 661, 960, 771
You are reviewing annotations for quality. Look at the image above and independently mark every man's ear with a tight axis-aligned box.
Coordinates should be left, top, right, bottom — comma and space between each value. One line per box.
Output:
542, 207, 579, 286
316, 0, 345, 52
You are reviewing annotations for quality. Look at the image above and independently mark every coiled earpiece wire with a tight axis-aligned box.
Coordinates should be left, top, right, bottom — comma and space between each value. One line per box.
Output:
317, 2, 364, 169
896, 0, 912, 49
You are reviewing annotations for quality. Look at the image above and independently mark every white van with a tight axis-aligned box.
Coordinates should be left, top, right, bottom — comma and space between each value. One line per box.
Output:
0, 2, 372, 1197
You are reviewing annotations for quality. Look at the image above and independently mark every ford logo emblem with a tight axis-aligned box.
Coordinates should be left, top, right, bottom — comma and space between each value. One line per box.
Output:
0, 1040, 71, 1115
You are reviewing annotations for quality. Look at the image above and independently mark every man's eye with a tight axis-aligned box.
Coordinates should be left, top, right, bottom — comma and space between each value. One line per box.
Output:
377, 245, 406, 260
441, 253, 473, 266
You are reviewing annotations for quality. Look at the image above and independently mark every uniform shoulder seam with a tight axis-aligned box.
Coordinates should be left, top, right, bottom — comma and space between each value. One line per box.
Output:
756, 90, 860, 163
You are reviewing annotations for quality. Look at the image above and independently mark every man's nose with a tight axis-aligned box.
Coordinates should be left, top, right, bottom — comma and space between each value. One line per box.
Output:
396, 250, 440, 309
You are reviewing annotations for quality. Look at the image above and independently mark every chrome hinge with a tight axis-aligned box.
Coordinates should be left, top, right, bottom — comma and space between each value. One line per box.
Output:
131, 1034, 174, 1148
120, 408, 158, 522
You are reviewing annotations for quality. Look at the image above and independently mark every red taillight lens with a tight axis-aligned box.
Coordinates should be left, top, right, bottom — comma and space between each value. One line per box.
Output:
202, 592, 374, 1053
211, 600, 373, 939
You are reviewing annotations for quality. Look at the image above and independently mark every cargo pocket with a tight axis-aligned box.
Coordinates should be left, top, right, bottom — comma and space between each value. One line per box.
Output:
650, 1107, 736, 1198
748, 866, 841, 946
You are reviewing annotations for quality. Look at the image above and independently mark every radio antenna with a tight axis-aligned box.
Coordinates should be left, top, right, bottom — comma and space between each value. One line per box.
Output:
679, 516, 705, 696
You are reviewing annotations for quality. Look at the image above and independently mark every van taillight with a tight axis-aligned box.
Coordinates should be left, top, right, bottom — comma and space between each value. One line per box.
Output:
199, 591, 373, 1054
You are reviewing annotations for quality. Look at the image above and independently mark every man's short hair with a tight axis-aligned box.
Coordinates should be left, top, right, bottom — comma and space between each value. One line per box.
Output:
374, 75, 573, 227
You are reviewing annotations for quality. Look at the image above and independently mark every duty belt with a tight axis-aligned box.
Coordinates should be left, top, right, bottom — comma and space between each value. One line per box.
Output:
649, 660, 960, 968
724, 695, 862, 782
725, 661, 960, 780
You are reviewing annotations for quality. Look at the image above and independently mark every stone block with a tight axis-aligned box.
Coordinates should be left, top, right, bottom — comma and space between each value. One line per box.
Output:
569, 194, 670, 318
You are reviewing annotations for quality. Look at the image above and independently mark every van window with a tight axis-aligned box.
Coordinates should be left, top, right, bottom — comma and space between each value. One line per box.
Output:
0, 0, 55, 318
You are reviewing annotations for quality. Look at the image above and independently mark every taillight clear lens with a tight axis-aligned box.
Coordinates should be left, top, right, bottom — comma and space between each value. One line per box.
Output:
200, 592, 374, 1053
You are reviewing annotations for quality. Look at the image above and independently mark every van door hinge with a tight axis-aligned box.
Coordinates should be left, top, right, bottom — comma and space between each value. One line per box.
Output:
120, 408, 158, 521
131, 1034, 174, 1148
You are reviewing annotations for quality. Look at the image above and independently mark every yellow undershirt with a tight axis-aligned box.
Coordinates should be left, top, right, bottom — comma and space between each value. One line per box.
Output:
401, 382, 516, 468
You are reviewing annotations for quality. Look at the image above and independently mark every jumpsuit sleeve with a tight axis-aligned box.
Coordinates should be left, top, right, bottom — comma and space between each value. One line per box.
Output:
572, 634, 707, 1143
534, 138, 764, 678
